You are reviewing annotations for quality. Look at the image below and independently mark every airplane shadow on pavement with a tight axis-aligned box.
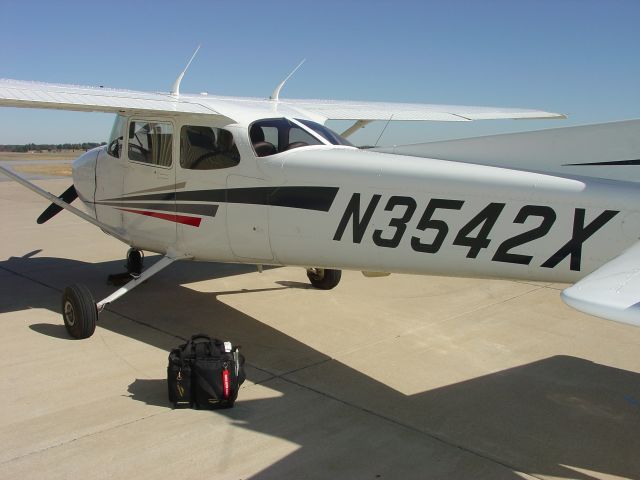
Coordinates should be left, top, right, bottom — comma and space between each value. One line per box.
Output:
1, 253, 639, 479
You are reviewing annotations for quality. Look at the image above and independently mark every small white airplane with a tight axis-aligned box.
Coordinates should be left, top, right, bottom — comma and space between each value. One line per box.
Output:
1, 62, 639, 339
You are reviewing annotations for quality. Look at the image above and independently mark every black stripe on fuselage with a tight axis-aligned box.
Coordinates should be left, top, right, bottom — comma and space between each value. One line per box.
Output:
96, 201, 218, 217
564, 159, 640, 166
103, 186, 339, 212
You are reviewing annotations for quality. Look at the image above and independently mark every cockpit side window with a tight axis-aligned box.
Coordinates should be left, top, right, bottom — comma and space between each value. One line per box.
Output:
180, 125, 240, 170
249, 123, 278, 157
107, 114, 126, 158
249, 118, 324, 157
127, 120, 173, 167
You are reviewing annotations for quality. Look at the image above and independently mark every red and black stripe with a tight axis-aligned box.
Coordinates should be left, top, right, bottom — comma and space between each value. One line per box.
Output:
95, 185, 339, 227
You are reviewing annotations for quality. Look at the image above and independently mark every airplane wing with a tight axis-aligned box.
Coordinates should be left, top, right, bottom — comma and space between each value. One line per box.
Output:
0, 78, 565, 123
279, 98, 566, 122
562, 241, 640, 327
373, 120, 640, 183
0, 78, 229, 117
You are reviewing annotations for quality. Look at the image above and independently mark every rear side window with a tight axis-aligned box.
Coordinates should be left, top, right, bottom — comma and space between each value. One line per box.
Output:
128, 121, 173, 167
180, 126, 240, 170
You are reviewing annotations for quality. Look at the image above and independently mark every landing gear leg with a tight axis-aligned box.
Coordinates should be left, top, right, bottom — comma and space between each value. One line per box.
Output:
61, 254, 184, 339
306, 268, 342, 290
108, 248, 144, 285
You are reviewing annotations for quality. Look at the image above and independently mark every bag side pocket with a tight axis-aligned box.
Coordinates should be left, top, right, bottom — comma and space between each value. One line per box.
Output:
168, 353, 192, 408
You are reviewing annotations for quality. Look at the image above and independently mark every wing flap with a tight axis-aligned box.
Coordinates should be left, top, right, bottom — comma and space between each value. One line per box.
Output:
562, 241, 640, 326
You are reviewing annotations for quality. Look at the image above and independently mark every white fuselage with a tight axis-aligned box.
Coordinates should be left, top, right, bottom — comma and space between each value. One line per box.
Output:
73, 126, 640, 285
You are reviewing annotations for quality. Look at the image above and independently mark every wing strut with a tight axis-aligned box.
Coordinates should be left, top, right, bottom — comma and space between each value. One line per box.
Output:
341, 119, 373, 138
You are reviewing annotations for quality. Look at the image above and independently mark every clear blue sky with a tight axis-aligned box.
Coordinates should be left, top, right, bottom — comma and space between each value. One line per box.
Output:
0, 0, 638, 146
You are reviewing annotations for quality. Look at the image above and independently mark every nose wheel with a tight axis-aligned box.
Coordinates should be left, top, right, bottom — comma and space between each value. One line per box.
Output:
126, 248, 144, 274
306, 268, 342, 290
60, 253, 181, 339
61, 284, 97, 339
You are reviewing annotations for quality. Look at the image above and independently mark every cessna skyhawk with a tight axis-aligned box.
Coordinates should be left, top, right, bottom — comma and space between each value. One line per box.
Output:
1, 67, 639, 339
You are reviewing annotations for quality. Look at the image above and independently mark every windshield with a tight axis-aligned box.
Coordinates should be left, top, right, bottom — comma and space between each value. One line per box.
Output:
106, 114, 126, 158
296, 119, 353, 146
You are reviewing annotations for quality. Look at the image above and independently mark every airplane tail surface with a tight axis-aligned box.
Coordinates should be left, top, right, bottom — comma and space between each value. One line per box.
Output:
374, 119, 640, 183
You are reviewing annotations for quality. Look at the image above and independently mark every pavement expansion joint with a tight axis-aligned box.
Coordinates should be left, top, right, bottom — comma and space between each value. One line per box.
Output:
0, 410, 169, 467
96, 329, 153, 377
336, 284, 549, 360
0, 264, 63, 293
277, 374, 545, 480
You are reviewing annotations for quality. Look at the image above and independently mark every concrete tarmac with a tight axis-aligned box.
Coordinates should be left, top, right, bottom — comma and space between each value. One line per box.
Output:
1, 178, 639, 479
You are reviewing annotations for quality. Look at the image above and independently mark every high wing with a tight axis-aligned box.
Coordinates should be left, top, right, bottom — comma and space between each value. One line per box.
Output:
0, 78, 229, 117
278, 98, 566, 122
562, 241, 640, 327
0, 78, 565, 124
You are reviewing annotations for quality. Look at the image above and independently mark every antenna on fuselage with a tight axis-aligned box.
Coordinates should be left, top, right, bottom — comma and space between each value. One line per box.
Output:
270, 59, 306, 102
171, 45, 201, 97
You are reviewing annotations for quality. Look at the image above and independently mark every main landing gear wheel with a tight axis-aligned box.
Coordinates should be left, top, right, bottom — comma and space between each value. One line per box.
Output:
306, 268, 342, 290
61, 284, 97, 339
126, 248, 144, 274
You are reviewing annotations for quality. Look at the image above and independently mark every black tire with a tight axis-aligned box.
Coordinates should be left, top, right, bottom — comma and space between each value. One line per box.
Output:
126, 248, 143, 274
61, 284, 97, 339
307, 268, 342, 290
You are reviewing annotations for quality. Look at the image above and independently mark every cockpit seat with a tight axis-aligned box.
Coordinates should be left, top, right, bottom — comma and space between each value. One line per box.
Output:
254, 142, 277, 157
250, 124, 277, 157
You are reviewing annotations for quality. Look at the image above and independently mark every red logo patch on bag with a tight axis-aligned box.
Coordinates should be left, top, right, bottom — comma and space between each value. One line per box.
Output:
222, 369, 230, 399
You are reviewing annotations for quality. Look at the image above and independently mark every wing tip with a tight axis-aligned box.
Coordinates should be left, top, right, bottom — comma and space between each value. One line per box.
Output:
561, 288, 640, 327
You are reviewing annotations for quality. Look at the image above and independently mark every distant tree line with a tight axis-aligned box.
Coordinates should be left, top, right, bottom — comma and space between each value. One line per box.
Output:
0, 142, 106, 153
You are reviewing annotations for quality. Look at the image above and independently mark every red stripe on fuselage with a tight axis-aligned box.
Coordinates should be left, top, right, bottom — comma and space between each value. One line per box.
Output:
117, 208, 201, 227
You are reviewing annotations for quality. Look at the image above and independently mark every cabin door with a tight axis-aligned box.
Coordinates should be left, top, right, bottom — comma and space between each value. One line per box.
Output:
122, 119, 177, 252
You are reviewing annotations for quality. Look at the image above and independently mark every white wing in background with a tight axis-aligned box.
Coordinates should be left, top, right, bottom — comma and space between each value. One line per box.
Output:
562, 241, 640, 327
374, 119, 640, 183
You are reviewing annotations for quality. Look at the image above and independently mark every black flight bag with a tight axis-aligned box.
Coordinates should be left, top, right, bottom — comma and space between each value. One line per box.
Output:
168, 334, 246, 409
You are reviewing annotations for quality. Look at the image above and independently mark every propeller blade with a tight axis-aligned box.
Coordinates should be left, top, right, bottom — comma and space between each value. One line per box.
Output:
36, 185, 78, 224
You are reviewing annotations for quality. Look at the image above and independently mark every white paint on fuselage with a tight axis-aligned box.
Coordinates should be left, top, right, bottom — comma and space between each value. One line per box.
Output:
265, 148, 640, 283
74, 136, 640, 286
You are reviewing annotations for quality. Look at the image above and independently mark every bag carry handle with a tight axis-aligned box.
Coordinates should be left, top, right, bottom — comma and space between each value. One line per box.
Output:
190, 333, 210, 341
184, 334, 212, 357
184, 334, 236, 359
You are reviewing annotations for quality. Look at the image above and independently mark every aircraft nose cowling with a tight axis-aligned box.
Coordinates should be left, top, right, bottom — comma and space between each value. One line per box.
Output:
72, 147, 98, 206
